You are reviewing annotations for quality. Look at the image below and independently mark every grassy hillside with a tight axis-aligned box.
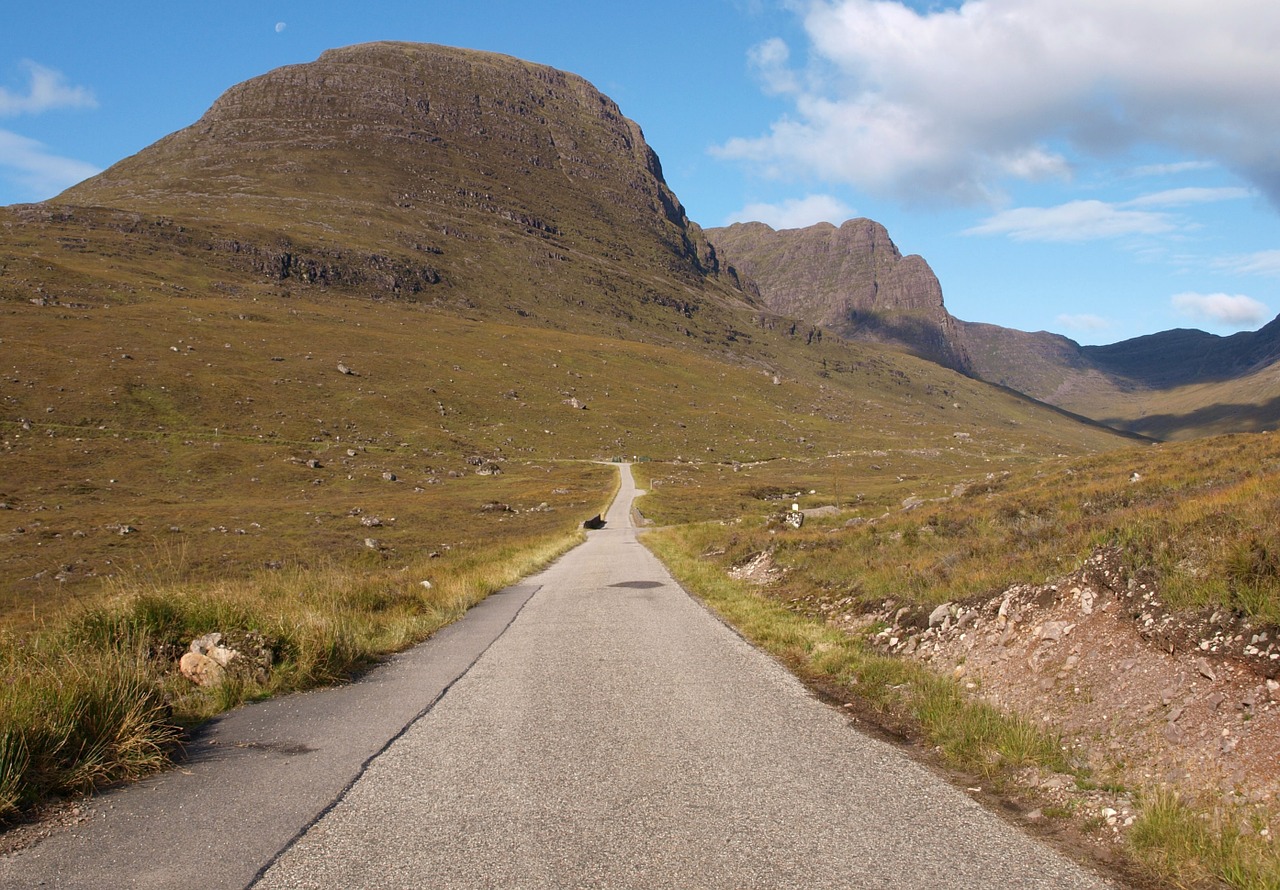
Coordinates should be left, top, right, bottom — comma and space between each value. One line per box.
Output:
0, 275, 1132, 621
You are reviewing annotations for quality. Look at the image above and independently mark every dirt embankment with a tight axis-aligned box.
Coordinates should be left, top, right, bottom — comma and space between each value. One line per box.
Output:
844, 547, 1279, 845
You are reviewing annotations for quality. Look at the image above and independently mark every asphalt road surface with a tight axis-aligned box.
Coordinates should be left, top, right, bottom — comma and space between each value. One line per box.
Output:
0, 464, 1118, 889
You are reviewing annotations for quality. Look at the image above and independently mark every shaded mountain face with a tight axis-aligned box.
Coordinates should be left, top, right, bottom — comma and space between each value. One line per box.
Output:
48, 42, 745, 343
706, 220, 972, 372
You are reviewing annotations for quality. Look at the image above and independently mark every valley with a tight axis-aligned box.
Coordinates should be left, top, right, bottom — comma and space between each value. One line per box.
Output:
1, 40, 1277, 888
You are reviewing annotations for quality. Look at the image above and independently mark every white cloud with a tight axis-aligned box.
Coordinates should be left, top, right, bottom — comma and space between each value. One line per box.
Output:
719, 1, 1280, 207
727, 194, 855, 229
1219, 250, 1280, 277
748, 37, 798, 95
0, 61, 96, 117
275, 22, 287, 33
1171, 291, 1271, 327
1056, 313, 1112, 334
964, 200, 1175, 242
0, 129, 100, 201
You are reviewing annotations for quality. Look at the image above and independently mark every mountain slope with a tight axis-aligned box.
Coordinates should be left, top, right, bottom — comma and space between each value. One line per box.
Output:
959, 318, 1280, 439
49, 41, 748, 346
0, 42, 1135, 615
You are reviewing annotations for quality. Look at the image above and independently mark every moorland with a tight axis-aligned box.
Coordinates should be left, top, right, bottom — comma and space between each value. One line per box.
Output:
1, 41, 1278, 887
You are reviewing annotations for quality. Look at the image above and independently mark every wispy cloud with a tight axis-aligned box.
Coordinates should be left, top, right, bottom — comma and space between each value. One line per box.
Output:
0, 129, 100, 201
0, 61, 96, 117
1131, 161, 1216, 178
1056, 313, 1112, 334
965, 186, 1251, 243
963, 200, 1175, 242
1123, 187, 1253, 208
1216, 249, 1280, 277
719, 1, 1280, 208
727, 194, 855, 229
1171, 291, 1270, 327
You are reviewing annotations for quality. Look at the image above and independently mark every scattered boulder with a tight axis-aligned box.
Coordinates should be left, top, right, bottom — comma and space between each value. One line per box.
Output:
337, 363, 357, 376
179, 652, 225, 687
178, 631, 273, 687
563, 397, 587, 410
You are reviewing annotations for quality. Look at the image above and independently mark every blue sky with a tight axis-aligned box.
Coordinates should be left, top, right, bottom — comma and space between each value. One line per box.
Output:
3, 0, 1279, 346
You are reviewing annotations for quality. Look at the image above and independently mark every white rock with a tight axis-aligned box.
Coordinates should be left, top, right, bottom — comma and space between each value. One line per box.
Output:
928, 603, 953, 628
179, 651, 226, 687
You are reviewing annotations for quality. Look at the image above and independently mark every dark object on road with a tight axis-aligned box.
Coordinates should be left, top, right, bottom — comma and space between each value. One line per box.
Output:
583, 514, 606, 530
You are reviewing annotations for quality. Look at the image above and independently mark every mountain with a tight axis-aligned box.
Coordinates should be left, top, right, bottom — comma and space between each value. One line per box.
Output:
947, 317, 1280, 439
707, 220, 1280, 440
706, 220, 971, 372
38, 41, 750, 346
0, 42, 1134, 611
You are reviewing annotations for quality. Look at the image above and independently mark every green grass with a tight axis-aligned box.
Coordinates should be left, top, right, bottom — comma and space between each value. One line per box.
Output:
641, 433, 1280, 626
0, 498, 597, 820
1129, 790, 1280, 890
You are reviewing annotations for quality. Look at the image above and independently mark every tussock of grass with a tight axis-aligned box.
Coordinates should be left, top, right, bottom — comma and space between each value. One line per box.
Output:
0, 642, 176, 818
1130, 790, 1280, 890
0, 515, 588, 821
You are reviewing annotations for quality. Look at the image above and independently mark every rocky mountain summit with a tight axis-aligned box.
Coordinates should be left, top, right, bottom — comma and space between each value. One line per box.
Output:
707, 220, 972, 372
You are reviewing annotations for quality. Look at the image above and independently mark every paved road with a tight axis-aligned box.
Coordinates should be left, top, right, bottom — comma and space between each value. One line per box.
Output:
254, 465, 1115, 889
0, 463, 1117, 888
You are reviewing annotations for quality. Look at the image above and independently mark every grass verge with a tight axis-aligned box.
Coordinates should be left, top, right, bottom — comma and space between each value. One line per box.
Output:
0, 511, 591, 822
643, 523, 1074, 781
642, 431, 1280, 890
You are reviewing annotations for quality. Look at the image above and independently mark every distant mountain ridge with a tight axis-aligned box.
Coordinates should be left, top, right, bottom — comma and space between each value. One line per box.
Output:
707, 220, 1280, 440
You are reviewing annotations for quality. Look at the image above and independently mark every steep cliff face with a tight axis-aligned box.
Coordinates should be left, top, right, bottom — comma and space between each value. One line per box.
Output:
55, 42, 742, 337
707, 219, 971, 372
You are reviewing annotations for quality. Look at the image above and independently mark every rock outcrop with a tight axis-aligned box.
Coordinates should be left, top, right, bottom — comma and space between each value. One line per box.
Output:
707, 220, 971, 372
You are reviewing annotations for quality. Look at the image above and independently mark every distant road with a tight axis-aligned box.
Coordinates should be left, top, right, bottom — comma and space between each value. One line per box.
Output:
0, 464, 1117, 889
